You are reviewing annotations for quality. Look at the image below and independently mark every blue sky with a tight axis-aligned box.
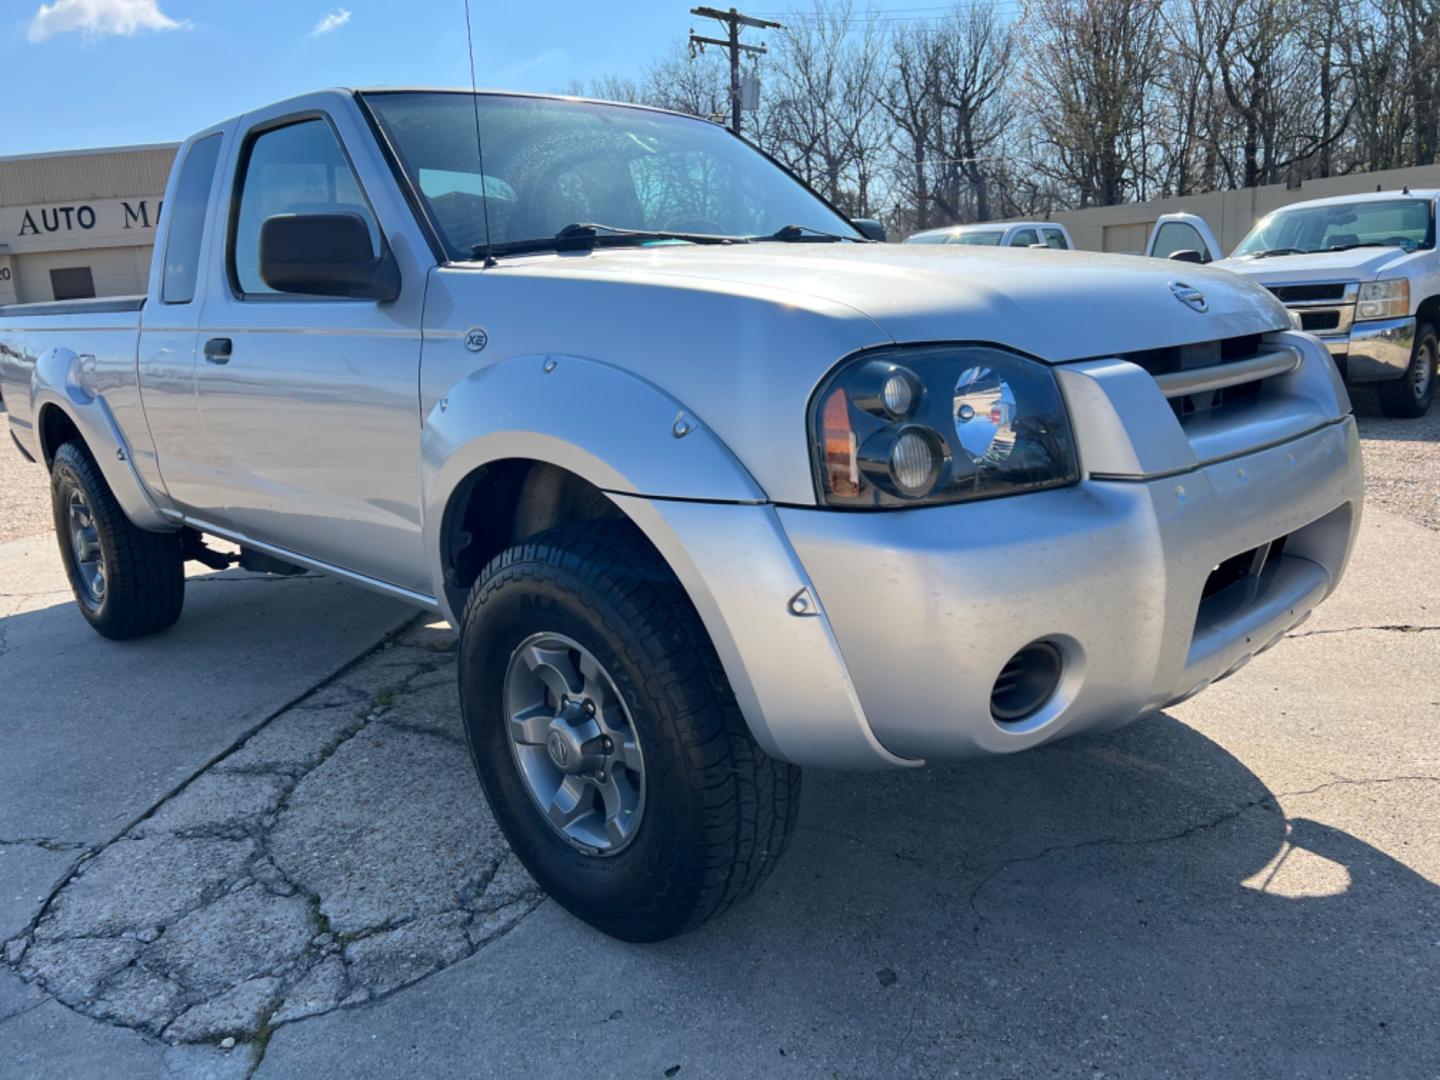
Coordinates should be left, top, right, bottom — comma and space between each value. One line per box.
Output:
4, 0, 950, 156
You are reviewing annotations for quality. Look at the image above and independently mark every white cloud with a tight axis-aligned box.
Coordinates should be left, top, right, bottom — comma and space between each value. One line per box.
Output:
27, 0, 185, 43
310, 7, 351, 36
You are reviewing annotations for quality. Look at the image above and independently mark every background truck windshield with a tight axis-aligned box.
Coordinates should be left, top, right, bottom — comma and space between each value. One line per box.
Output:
951, 231, 1004, 246
362, 91, 861, 259
1234, 198, 1434, 256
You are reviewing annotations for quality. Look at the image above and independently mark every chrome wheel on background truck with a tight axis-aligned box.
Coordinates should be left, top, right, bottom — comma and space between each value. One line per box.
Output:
1378, 322, 1437, 418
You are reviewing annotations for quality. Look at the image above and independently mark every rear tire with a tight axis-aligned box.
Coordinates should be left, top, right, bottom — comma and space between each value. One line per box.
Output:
1377, 321, 1436, 418
457, 521, 801, 942
50, 441, 184, 639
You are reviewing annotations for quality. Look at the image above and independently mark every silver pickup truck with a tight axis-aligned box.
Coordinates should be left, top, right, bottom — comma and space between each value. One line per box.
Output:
1, 89, 1363, 940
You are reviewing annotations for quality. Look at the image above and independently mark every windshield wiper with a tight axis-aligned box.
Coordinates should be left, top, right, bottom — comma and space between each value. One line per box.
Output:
1325, 242, 1399, 253
474, 222, 749, 261
761, 223, 853, 243
1248, 247, 1305, 259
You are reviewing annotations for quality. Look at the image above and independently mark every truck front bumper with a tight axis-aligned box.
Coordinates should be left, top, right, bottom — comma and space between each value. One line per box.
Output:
1318, 315, 1414, 382
616, 416, 1361, 769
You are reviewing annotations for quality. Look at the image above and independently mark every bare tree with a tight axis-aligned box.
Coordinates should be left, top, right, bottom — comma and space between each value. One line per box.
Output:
1019, 0, 1168, 207
761, 0, 887, 213
563, 0, 1422, 226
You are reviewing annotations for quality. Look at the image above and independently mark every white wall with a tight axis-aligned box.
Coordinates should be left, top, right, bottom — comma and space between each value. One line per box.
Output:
1039, 163, 1440, 255
13, 244, 152, 303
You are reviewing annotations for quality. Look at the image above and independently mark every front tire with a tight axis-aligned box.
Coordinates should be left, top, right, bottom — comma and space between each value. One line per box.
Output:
50, 441, 184, 639
458, 522, 801, 942
1377, 321, 1437, 418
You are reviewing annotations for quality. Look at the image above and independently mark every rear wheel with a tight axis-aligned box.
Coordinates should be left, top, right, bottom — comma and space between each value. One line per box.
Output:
458, 522, 801, 941
50, 441, 184, 639
1378, 321, 1436, 418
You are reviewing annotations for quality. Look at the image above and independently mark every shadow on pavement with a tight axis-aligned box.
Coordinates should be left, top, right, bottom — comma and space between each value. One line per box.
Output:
255, 709, 1440, 1078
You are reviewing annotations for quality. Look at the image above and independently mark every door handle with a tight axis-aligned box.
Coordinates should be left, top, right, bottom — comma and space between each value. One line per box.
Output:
203, 337, 232, 364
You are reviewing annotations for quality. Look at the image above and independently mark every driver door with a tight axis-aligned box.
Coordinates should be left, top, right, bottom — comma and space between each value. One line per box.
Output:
192, 107, 431, 594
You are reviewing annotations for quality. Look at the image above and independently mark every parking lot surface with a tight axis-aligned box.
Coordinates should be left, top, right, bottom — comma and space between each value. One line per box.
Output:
1, 412, 1437, 1078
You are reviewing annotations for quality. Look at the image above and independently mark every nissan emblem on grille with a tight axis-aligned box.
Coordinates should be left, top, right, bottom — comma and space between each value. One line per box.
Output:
1170, 282, 1208, 313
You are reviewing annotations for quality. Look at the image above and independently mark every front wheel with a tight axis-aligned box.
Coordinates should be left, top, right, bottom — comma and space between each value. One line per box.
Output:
50, 441, 184, 639
458, 522, 801, 941
1377, 321, 1437, 418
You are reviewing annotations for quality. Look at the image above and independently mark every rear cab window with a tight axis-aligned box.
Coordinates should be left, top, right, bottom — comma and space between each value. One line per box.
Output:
162, 133, 224, 305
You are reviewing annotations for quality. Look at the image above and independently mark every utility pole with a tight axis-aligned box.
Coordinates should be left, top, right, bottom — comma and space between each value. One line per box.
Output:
688, 6, 780, 135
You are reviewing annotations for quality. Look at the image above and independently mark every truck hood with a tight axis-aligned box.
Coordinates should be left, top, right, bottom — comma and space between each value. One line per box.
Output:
509, 242, 1291, 360
1215, 246, 1411, 285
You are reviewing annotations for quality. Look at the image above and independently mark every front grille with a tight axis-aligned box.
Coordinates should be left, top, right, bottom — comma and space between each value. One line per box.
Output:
1300, 310, 1341, 332
1118, 333, 1293, 421
1267, 283, 1348, 303
1119, 333, 1264, 378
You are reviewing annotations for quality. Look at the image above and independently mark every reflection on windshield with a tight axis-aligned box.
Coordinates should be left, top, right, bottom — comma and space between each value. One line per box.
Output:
1234, 199, 1434, 257
363, 91, 862, 259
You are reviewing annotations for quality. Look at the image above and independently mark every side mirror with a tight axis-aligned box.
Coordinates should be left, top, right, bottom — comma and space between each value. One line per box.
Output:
259, 212, 400, 301
852, 217, 887, 243
1167, 248, 1205, 264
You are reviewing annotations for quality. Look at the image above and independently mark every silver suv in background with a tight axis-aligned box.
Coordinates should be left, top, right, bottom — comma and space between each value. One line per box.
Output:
1149, 193, 1440, 417
906, 220, 1074, 249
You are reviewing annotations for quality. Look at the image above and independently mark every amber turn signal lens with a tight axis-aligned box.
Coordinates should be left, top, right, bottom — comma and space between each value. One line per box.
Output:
821, 387, 861, 497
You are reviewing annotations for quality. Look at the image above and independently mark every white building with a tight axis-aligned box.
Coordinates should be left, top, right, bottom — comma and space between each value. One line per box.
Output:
0, 143, 177, 305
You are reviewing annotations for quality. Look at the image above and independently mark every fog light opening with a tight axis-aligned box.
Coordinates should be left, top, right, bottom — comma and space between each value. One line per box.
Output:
991, 641, 1064, 724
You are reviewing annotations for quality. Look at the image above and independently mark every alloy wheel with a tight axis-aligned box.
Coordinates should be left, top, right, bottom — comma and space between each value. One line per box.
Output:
502, 633, 646, 855
66, 488, 106, 610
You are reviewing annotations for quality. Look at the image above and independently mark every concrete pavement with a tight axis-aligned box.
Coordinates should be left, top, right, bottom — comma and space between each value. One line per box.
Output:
0, 510, 1436, 1078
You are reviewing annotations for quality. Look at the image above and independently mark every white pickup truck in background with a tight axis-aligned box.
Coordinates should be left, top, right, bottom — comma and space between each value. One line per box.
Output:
1147, 192, 1440, 417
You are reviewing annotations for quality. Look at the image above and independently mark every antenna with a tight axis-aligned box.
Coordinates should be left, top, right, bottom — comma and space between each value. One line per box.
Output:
463, 0, 496, 267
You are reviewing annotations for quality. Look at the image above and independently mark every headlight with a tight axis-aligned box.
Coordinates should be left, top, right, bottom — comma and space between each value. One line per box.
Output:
811, 345, 1079, 508
1356, 279, 1409, 321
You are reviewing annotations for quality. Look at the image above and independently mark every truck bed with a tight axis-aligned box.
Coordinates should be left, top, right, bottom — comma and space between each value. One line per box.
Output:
0, 296, 146, 319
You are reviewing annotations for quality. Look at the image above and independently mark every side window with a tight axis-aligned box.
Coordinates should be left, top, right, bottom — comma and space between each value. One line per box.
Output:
231, 118, 379, 296
1152, 221, 1209, 262
162, 133, 223, 305
1010, 228, 1039, 247
1043, 228, 1068, 250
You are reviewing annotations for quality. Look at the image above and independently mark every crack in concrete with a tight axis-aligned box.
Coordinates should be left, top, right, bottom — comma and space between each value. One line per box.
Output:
965, 774, 1440, 946
0, 838, 88, 851
0, 993, 50, 1028
3, 615, 545, 1059
1287, 623, 1440, 639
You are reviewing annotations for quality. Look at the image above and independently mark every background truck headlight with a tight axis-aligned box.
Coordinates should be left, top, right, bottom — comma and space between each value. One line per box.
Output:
811, 346, 1079, 508
1356, 279, 1410, 321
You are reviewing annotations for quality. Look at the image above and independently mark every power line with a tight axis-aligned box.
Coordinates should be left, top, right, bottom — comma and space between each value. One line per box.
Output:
749, 2, 1022, 22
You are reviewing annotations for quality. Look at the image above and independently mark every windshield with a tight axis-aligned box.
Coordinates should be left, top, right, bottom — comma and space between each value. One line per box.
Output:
951, 230, 1004, 246
1233, 198, 1434, 257
362, 91, 862, 259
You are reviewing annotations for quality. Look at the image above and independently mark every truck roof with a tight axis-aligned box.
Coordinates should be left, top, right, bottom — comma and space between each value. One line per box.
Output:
1270, 188, 1440, 212
910, 221, 1064, 239
217, 86, 702, 132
